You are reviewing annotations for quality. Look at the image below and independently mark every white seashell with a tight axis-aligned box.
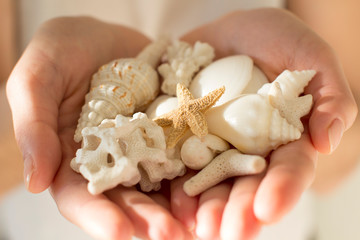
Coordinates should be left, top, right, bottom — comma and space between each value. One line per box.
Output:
206, 94, 302, 156
159, 40, 215, 96
189, 55, 269, 106
268, 82, 313, 131
183, 149, 266, 196
74, 38, 169, 142
242, 65, 269, 93
180, 134, 230, 170
145, 95, 178, 119
71, 113, 185, 194
258, 70, 315, 131
257, 69, 316, 99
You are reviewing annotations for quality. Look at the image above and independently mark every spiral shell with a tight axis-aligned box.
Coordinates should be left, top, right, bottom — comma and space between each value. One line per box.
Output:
257, 69, 316, 99
206, 94, 301, 156
74, 38, 169, 142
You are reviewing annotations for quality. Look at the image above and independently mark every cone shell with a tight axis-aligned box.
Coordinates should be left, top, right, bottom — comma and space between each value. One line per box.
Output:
205, 94, 301, 156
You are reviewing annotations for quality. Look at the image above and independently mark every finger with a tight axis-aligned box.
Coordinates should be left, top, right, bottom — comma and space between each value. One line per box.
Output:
219, 175, 262, 240
6, 48, 64, 193
51, 179, 134, 240
106, 187, 192, 240
195, 182, 232, 240
49, 133, 134, 240
170, 172, 198, 232
147, 191, 171, 211
253, 133, 318, 223
305, 49, 357, 154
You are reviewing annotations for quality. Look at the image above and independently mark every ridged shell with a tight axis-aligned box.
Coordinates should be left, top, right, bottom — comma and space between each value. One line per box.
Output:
91, 58, 160, 109
258, 69, 316, 98
205, 94, 301, 156
74, 39, 168, 142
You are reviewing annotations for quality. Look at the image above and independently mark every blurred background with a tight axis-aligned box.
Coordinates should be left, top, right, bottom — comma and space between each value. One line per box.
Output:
0, 0, 359, 239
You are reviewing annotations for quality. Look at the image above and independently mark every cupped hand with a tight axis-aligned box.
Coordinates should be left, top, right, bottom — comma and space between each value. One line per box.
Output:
6, 17, 191, 240
170, 8, 358, 239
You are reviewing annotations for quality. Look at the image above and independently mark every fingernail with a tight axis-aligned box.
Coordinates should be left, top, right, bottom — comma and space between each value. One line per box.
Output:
328, 119, 344, 153
23, 156, 35, 190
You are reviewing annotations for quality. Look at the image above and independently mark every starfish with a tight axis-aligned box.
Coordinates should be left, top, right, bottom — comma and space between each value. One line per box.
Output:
154, 83, 225, 148
269, 82, 313, 132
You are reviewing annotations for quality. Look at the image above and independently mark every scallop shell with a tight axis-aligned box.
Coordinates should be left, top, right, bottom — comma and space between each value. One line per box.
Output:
74, 38, 169, 142
206, 94, 301, 156
189, 55, 269, 106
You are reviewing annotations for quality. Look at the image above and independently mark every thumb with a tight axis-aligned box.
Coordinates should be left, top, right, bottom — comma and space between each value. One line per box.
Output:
308, 62, 358, 154
6, 49, 63, 193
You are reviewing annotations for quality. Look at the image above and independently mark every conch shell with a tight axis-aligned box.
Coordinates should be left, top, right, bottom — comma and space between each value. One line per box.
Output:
206, 70, 315, 156
189, 55, 269, 106
74, 38, 169, 142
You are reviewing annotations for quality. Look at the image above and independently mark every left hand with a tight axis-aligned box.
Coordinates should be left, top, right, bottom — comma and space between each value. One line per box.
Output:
169, 8, 358, 239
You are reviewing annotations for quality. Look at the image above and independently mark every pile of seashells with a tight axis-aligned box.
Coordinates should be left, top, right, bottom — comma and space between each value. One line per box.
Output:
71, 38, 316, 196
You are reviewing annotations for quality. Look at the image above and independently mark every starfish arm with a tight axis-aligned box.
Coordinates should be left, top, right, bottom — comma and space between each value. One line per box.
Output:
166, 124, 188, 148
176, 83, 194, 104
196, 86, 225, 111
153, 117, 174, 127
187, 111, 208, 137
153, 111, 176, 127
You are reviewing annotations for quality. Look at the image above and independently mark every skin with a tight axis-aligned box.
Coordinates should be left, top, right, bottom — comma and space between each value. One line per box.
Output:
6, 8, 357, 240
288, 0, 360, 194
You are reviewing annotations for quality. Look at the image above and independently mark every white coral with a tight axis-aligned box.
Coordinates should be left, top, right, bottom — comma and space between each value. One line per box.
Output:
159, 40, 215, 96
71, 113, 186, 194
183, 149, 266, 196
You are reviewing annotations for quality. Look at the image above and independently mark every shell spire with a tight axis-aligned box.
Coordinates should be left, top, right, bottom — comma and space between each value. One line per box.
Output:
206, 94, 303, 156
268, 107, 301, 149
74, 38, 169, 143
136, 37, 170, 68
258, 70, 316, 98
